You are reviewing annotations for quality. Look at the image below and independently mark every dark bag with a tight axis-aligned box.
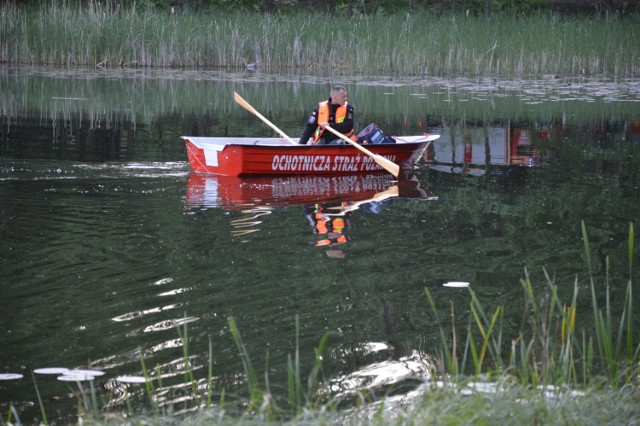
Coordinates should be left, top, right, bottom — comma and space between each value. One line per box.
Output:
356, 123, 395, 145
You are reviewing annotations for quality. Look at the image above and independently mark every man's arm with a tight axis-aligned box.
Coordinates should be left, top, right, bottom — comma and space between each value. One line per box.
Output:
299, 108, 319, 144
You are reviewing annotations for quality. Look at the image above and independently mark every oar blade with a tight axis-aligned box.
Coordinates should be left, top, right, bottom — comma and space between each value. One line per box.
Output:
372, 154, 400, 177
234, 91, 256, 114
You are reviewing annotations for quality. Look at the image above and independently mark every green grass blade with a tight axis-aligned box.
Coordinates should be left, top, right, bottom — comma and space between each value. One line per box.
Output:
9, 405, 22, 426
89, 379, 99, 420
263, 349, 272, 412
469, 303, 486, 371
606, 256, 612, 337
228, 316, 262, 409
467, 326, 480, 374
287, 354, 295, 408
177, 319, 199, 407
424, 288, 454, 375
629, 222, 634, 278
449, 301, 459, 376
207, 335, 214, 409
294, 315, 302, 407
31, 371, 48, 425
589, 273, 606, 364
581, 220, 593, 274
614, 290, 627, 371
139, 357, 156, 410
469, 288, 504, 370
309, 332, 330, 401
461, 329, 471, 376
626, 281, 634, 361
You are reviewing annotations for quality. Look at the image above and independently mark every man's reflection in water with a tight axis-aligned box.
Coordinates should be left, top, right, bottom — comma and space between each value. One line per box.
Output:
302, 172, 433, 258
305, 203, 352, 249
304, 198, 393, 258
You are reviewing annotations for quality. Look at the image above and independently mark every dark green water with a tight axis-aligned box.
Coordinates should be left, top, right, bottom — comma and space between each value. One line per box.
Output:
1, 67, 639, 423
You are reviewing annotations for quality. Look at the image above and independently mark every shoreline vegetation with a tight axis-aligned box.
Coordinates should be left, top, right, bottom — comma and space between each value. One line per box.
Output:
1, 2, 639, 77
3, 223, 640, 425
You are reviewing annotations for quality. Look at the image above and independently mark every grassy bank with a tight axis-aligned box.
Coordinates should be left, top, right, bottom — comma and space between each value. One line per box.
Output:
1, 3, 638, 77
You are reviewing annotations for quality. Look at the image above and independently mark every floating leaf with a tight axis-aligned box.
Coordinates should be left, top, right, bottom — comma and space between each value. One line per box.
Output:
0, 373, 23, 380
443, 281, 470, 288
57, 369, 106, 382
58, 374, 97, 382
115, 375, 148, 383
34, 368, 70, 375
68, 369, 105, 376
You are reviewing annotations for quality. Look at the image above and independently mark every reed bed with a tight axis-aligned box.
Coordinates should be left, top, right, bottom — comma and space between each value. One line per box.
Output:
425, 221, 639, 388
1, 3, 639, 77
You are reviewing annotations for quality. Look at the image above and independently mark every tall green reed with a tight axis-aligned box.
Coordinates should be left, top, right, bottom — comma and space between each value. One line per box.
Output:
583, 221, 638, 383
228, 316, 264, 414
31, 372, 48, 426
5, 405, 22, 426
177, 318, 200, 408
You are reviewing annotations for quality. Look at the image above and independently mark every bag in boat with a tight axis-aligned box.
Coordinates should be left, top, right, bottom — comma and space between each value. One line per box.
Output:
356, 123, 396, 145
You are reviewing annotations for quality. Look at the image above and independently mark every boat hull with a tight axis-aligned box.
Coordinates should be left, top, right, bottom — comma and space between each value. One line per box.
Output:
183, 135, 439, 176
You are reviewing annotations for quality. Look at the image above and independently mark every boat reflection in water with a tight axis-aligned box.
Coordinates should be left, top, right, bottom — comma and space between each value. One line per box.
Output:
185, 172, 435, 256
427, 122, 552, 177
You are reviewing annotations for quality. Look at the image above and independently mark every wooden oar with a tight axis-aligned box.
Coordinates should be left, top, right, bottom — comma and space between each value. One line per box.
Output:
233, 91, 297, 145
324, 185, 399, 216
323, 125, 400, 178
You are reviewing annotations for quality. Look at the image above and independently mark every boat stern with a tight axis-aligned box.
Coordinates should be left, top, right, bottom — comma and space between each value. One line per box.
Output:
183, 137, 242, 176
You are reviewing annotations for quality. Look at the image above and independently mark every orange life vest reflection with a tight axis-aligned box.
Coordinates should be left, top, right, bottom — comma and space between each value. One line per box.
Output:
305, 203, 352, 247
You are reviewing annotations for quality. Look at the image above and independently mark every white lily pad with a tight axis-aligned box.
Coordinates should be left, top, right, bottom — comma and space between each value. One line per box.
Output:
0, 373, 23, 380
57, 369, 106, 382
115, 375, 148, 383
68, 369, 105, 376
57, 374, 98, 382
34, 367, 70, 375
443, 281, 470, 288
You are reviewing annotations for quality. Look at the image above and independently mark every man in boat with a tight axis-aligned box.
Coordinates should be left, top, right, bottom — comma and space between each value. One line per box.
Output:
298, 85, 356, 145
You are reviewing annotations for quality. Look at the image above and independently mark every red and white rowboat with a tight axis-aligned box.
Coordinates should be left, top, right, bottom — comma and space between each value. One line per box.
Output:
183, 135, 439, 177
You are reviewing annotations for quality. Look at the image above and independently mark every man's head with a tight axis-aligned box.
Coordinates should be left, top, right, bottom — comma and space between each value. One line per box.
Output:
330, 86, 348, 105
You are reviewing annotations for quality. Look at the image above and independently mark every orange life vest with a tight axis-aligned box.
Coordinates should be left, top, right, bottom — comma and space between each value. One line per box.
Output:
313, 101, 356, 144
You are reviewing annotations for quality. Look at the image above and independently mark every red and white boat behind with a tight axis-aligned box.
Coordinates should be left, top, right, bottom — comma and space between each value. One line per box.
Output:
183, 135, 439, 176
